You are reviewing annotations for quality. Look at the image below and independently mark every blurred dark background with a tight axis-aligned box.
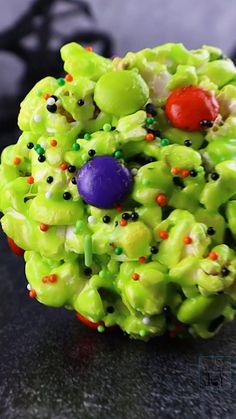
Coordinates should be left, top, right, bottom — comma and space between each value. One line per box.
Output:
1, 0, 236, 149
1, 2, 236, 418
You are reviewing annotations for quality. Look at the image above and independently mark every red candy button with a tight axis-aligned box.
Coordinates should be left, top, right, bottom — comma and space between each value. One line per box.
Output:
165, 86, 219, 131
7, 236, 24, 257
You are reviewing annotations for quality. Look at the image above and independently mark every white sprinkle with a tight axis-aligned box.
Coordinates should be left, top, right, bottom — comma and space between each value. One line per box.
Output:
131, 168, 138, 176
46, 97, 55, 106
27, 284, 31, 290
88, 216, 95, 224
142, 317, 151, 325
45, 191, 52, 199
33, 114, 42, 123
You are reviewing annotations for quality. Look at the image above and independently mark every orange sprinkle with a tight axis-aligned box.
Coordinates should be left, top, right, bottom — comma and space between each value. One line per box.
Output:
13, 157, 21, 165
138, 256, 146, 264
155, 193, 167, 207
27, 176, 34, 184
42, 276, 49, 283
120, 219, 128, 227
65, 74, 73, 82
43, 93, 50, 100
183, 236, 192, 245
85, 46, 93, 52
50, 139, 57, 147
59, 162, 69, 170
29, 289, 37, 298
181, 169, 190, 178
132, 272, 140, 281
116, 205, 123, 212
145, 133, 155, 142
171, 167, 180, 175
49, 274, 57, 283
159, 230, 169, 240
208, 251, 218, 260
40, 223, 49, 232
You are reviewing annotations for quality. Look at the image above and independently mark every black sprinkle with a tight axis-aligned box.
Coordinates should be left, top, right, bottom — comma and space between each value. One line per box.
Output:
221, 267, 230, 277
145, 103, 157, 116
51, 95, 58, 102
27, 142, 34, 149
150, 246, 158, 254
190, 169, 197, 177
184, 139, 192, 147
46, 176, 53, 184
211, 172, 220, 181
46, 104, 57, 113
122, 212, 130, 220
200, 120, 213, 128
131, 212, 139, 221
71, 177, 77, 185
63, 192, 72, 200
68, 165, 76, 173
103, 215, 111, 224
38, 155, 46, 162
88, 149, 96, 157
77, 99, 85, 106
207, 227, 216, 236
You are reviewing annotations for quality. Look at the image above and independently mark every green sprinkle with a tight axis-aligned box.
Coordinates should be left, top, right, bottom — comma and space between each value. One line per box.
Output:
57, 77, 65, 86
160, 138, 170, 146
139, 330, 147, 337
36, 146, 45, 155
97, 325, 105, 333
146, 116, 154, 124
84, 234, 93, 267
114, 247, 123, 255
72, 143, 80, 151
114, 150, 122, 159
34, 144, 41, 151
84, 133, 92, 140
103, 123, 112, 132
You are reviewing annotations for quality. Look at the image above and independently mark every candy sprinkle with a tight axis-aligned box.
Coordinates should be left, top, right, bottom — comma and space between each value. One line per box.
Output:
155, 193, 167, 207
120, 219, 128, 227
60, 162, 69, 170
114, 247, 123, 255
49, 274, 58, 283
84, 133, 92, 140
171, 167, 180, 175
159, 230, 169, 240
65, 74, 73, 82
50, 139, 57, 147
183, 236, 192, 245
72, 143, 80, 151
57, 77, 65, 86
29, 289, 37, 298
145, 133, 155, 142
13, 157, 21, 165
160, 138, 170, 146
27, 176, 34, 184
132, 272, 140, 281
139, 256, 146, 263
40, 223, 49, 232
208, 251, 218, 260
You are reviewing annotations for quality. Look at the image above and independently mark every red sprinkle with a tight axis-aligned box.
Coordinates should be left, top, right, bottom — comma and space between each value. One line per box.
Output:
13, 157, 21, 165
59, 162, 69, 170
65, 74, 73, 82
42, 276, 49, 283
138, 256, 146, 264
132, 272, 140, 281
120, 219, 128, 227
159, 230, 169, 240
155, 193, 167, 207
27, 176, 34, 184
183, 236, 192, 245
85, 46, 93, 52
208, 251, 218, 260
40, 223, 49, 232
171, 167, 180, 175
49, 274, 57, 283
145, 133, 155, 142
50, 139, 57, 147
181, 169, 190, 178
29, 289, 37, 298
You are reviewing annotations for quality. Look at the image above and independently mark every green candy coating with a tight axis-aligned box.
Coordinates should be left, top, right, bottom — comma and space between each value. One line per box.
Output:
1, 42, 236, 341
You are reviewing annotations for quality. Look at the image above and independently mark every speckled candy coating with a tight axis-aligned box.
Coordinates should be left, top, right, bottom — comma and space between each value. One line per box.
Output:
1, 42, 236, 340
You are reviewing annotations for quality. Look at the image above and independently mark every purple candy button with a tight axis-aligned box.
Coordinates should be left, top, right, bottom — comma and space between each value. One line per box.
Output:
77, 156, 132, 209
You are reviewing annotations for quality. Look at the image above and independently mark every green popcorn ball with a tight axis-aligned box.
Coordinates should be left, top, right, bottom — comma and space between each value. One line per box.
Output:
2, 41, 236, 341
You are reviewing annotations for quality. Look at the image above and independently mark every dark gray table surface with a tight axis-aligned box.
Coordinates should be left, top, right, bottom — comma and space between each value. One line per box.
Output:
0, 231, 235, 419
